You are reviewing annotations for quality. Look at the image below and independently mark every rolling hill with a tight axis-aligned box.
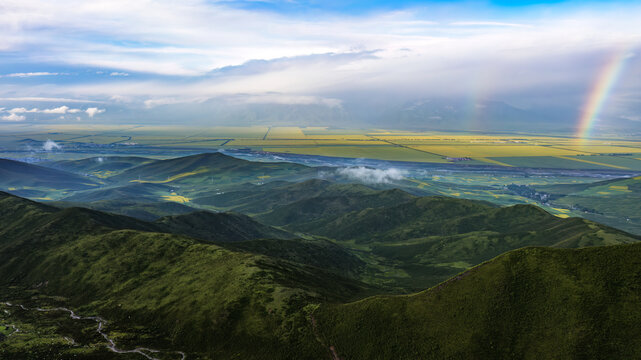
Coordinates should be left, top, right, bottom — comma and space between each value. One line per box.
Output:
111, 152, 315, 187
314, 243, 641, 359
52, 199, 199, 221
298, 196, 637, 245
532, 176, 641, 235
1, 188, 641, 359
0, 191, 369, 359
0, 158, 101, 193
275, 195, 639, 290
194, 178, 416, 216
42, 156, 157, 177
62, 182, 172, 203
155, 211, 296, 242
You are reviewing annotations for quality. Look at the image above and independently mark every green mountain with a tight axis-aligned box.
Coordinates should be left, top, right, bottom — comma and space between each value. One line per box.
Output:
0, 158, 100, 195
194, 179, 415, 218
1, 178, 641, 359
53, 199, 202, 221
222, 238, 366, 278
301, 196, 636, 245
532, 176, 641, 235
43, 156, 156, 178
279, 196, 639, 290
0, 191, 368, 359
111, 152, 315, 187
155, 211, 296, 242
257, 187, 416, 227
62, 182, 172, 203
313, 243, 641, 359
192, 178, 336, 212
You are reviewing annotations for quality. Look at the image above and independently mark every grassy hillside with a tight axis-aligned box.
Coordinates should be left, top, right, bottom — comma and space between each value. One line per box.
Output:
258, 187, 416, 227
285, 196, 639, 290
155, 211, 296, 242
0, 192, 369, 359
52, 199, 198, 221
534, 176, 641, 235
1, 189, 641, 359
314, 243, 641, 359
302, 196, 636, 244
223, 238, 366, 278
62, 182, 172, 203
43, 156, 156, 178
111, 152, 315, 187
193, 179, 337, 212
0, 158, 101, 193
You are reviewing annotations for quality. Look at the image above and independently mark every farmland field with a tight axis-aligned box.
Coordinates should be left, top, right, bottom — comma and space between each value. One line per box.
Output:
1, 124, 640, 233
4, 125, 641, 170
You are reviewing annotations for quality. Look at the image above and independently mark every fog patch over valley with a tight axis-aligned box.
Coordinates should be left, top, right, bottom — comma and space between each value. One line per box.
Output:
336, 166, 406, 184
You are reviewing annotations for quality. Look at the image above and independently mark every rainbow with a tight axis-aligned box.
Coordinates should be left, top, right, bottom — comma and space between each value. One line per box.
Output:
576, 48, 630, 140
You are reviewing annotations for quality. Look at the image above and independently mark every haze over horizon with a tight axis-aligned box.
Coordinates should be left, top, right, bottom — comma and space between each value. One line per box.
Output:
1, 0, 640, 135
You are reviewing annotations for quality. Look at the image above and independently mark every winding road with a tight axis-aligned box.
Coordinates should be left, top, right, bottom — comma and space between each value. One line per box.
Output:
3, 302, 186, 360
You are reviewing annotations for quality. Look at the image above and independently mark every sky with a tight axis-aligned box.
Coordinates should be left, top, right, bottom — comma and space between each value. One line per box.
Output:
0, 0, 640, 133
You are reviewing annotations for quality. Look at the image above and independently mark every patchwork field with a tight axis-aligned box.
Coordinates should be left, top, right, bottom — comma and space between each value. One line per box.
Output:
2, 124, 641, 171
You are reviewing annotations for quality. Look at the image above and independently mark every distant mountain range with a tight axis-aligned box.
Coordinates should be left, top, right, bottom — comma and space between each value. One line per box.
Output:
1, 160, 640, 358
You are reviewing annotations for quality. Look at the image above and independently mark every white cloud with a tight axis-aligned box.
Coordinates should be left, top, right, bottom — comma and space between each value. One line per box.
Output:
449, 21, 531, 28
85, 107, 105, 117
42, 106, 70, 114
109, 72, 129, 76
0, 0, 639, 127
1, 113, 26, 121
0, 72, 63, 78
336, 167, 406, 184
42, 139, 62, 151
0, 97, 103, 103
228, 94, 343, 107
8, 107, 39, 113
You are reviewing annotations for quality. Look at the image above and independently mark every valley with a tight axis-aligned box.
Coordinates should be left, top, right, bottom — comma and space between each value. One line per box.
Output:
0, 148, 640, 358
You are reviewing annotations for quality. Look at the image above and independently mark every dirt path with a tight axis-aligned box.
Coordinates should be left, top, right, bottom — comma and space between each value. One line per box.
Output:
309, 314, 342, 360
3, 302, 186, 360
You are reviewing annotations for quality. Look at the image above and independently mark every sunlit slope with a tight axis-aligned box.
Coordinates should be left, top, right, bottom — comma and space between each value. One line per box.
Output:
0, 158, 100, 194
301, 196, 638, 246
0, 192, 369, 358
44, 156, 157, 178
280, 195, 639, 290
258, 187, 417, 227
111, 152, 315, 186
62, 182, 172, 202
314, 243, 641, 359
195, 178, 417, 216
534, 176, 641, 235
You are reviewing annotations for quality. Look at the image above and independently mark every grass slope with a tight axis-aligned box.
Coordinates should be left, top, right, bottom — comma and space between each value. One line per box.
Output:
534, 176, 641, 235
51, 199, 198, 221
0, 158, 100, 191
62, 183, 172, 203
0, 192, 369, 359
304, 196, 636, 244
258, 187, 416, 227
155, 211, 296, 242
314, 243, 641, 359
43, 156, 156, 177
111, 152, 313, 186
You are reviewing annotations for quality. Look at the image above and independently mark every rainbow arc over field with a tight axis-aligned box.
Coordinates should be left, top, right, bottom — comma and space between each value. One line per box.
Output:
576, 48, 630, 141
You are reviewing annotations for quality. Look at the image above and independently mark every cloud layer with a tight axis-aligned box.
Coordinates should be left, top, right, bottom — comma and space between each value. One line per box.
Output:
0, 1, 639, 130
337, 167, 406, 184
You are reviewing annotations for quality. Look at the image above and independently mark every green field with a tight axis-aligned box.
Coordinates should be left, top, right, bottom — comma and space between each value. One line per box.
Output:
3, 124, 641, 170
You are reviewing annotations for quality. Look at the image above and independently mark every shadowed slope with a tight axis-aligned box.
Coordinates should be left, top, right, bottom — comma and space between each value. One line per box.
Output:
315, 243, 641, 359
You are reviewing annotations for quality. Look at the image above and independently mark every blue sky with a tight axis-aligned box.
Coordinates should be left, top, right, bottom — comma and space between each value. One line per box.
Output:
0, 0, 639, 129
